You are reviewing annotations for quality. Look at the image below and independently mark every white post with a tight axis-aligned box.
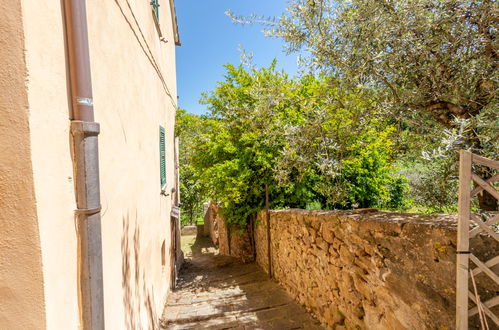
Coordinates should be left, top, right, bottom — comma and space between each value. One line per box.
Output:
456, 150, 472, 330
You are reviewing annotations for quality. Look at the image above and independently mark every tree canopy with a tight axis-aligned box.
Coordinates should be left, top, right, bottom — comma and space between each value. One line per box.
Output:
227, 0, 498, 210
181, 62, 409, 226
175, 1, 498, 224
231, 0, 497, 127
175, 109, 207, 225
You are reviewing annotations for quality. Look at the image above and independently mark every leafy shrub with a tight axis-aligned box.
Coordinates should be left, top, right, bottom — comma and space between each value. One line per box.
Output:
188, 62, 410, 225
402, 155, 459, 213
386, 176, 410, 209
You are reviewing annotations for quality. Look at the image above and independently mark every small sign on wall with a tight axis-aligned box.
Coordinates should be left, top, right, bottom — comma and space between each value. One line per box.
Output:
171, 206, 180, 219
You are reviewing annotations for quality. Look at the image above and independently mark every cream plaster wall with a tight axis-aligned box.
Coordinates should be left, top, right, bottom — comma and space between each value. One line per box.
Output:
17, 0, 178, 328
0, 1, 46, 329
87, 0, 177, 328
21, 0, 80, 328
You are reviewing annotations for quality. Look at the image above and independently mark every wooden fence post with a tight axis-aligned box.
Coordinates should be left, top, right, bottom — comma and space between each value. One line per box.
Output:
265, 184, 272, 278
457, 150, 472, 330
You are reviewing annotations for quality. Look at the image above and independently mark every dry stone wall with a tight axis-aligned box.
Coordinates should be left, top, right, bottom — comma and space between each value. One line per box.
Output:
204, 203, 254, 263
255, 209, 497, 329
206, 205, 498, 329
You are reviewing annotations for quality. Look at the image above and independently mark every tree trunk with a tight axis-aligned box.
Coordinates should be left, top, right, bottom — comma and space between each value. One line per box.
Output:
188, 209, 194, 225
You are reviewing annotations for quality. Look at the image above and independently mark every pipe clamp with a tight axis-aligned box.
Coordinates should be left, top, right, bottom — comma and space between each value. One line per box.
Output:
71, 121, 100, 136
74, 206, 102, 216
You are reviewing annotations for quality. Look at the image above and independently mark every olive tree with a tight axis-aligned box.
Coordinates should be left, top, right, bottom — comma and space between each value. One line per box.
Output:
228, 0, 498, 209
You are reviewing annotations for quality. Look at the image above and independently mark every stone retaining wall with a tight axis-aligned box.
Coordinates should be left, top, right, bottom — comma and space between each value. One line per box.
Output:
206, 205, 498, 329
204, 203, 254, 263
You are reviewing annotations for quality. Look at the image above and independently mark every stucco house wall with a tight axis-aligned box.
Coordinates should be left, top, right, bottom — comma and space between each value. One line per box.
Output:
1, 0, 179, 329
0, 1, 46, 328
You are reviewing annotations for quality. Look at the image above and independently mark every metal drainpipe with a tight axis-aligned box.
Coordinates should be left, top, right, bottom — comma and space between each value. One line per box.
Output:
62, 0, 105, 329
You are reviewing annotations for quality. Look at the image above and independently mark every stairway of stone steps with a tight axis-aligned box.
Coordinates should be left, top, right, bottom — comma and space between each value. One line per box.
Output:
161, 235, 323, 330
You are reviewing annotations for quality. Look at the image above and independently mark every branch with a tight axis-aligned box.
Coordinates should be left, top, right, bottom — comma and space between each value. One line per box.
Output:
413, 101, 468, 126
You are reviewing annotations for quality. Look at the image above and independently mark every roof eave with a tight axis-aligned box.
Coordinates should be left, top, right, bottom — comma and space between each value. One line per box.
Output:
169, 0, 181, 46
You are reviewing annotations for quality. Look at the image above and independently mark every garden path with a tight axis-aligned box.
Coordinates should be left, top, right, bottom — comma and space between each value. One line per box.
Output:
161, 234, 323, 330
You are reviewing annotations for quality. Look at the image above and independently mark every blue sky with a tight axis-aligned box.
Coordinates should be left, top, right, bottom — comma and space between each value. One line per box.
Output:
174, 0, 299, 115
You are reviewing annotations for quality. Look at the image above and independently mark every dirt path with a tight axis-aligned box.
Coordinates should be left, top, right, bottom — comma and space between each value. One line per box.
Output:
161, 235, 323, 329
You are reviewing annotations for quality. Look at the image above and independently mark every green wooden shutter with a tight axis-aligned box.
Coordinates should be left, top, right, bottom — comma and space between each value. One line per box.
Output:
159, 126, 166, 187
151, 0, 159, 21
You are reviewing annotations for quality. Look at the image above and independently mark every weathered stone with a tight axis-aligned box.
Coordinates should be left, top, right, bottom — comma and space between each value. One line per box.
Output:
328, 246, 339, 259
308, 227, 317, 243
315, 236, 329, 252
207, 207, 497, 329
303, 231, 312, 246
162, 236, 322, 329
321, 222, 336, 244
351, 243, 366, 257
339, 245, 355, 264
203, 203, 255, 262
332, 237, 342, 250
352, 273, 374, 302
355, 256, 373, 272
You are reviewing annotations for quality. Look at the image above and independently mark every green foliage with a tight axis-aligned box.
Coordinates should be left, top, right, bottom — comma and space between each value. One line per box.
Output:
230, 0, 497, 127
402, 150, 460, 213
192, 63, 285, 225
228, 0, 498, 211
341, 128, 394, 208
175, 109, 208, 225
386, 176, 410, 210
305, 200, 322, 210
189, 62, 407, 226
475, 102, 499, 160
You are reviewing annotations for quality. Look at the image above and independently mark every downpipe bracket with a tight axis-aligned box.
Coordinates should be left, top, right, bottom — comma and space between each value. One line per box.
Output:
69, 118, 105, 329
71, 120, 100, 136
74, 206, 102, 216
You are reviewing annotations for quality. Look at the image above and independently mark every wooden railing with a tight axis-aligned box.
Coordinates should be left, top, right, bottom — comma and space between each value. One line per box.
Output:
456, 150, 499, 329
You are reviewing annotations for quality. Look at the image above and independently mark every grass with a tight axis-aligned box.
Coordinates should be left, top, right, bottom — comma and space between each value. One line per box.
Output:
181, 213, 205, 227
380, 204, 458, 214
181, 234, 198, 255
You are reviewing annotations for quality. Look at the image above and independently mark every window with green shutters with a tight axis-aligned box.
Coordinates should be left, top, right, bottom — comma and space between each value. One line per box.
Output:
151, 0, 159, 21
159, 126, 166, 188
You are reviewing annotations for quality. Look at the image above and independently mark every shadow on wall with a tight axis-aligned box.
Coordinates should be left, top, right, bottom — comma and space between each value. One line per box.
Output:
121, 213, 160, 330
